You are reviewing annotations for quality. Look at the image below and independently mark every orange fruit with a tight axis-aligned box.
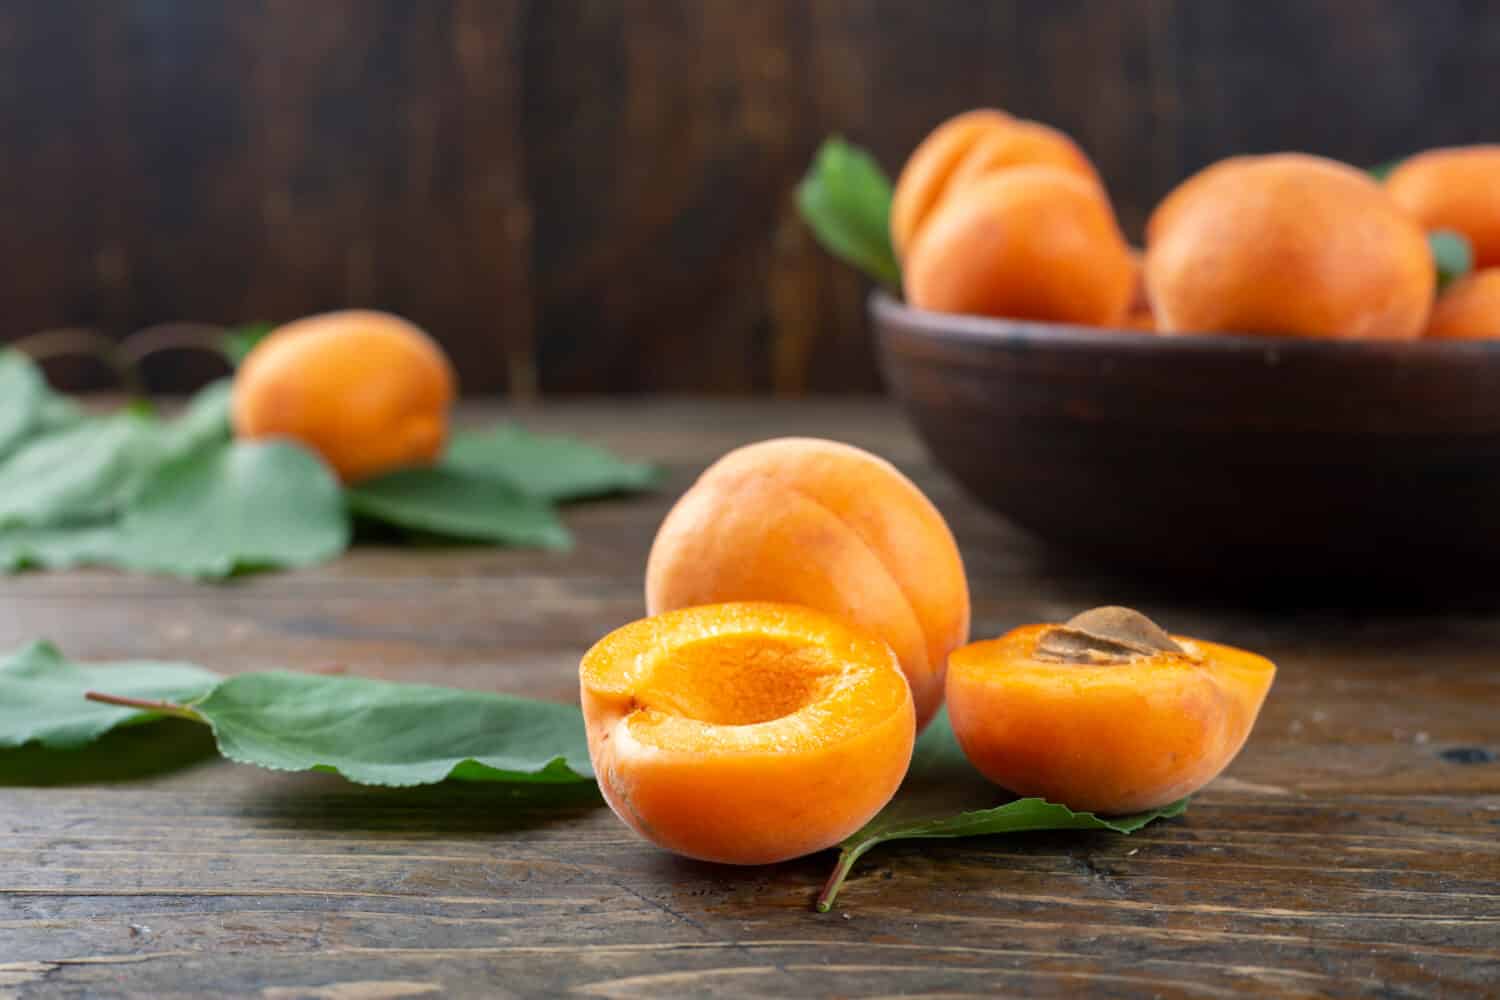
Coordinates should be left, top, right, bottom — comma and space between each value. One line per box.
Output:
1426, 269, 1500, 339
1387, 146, 1500, 269
1146, 153, 1434, 339
232, 310, 456, 482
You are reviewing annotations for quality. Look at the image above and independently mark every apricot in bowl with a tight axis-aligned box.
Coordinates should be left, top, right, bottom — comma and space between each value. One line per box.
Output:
579, 602, 916, 865
946, 607, 1275, 814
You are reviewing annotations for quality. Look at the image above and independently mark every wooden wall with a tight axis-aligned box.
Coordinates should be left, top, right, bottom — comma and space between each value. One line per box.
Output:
0, 1, 1495, 394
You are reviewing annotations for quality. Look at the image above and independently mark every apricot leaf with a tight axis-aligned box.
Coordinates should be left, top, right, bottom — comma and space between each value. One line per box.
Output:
103, 439, 350, 578
347, 465, 573, 549
0, 641, 220, 750
0, 351, 47, 458
1430, 229, 1473, 290
445, 424, 661, 502
222, 322, 275, 365
797, 136, 902, 288
0, 644, 593, 789
816, 711, 1188, 912
0, 414, 163, 529
191, 672, 593, 786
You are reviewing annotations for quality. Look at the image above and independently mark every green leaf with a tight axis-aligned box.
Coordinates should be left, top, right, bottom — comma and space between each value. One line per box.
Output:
796, 137, 901, 288
0, 641, 220, 750
222, 322, 275, 365
1430, 229, 1474, 290
347, 465, 572, 549
101, 439, 351, 578
158, 379, 234, 461
0, 413, 162, 529
0, 351, 47, 459
816, 711, 1188, 912
1367, 158, 1402, 182
190, 671, 593, 786
445, 424, 662, 502
0, 522, 122, 573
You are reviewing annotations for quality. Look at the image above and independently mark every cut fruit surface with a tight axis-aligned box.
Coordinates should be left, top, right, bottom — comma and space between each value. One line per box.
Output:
946, 622, 1275, 814
580, 602, 916, 865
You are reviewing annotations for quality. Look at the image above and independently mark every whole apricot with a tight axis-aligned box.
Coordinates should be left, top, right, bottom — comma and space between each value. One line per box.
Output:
1387, 146, 1500, 268
1145, 153, 1434, 339
580, 602, 916, 864
944, 118, 1101, 196
903, 166, 1135, 325
891, 111, 1103, 259
232, 310, 456, 482
1426, 269, 1500, 339
645, 437, 968, 729
946, 607, 1276, 814
890, 109, 1012, 259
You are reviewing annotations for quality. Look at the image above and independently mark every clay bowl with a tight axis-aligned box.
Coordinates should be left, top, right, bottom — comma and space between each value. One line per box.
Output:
873, 291, 1500, 590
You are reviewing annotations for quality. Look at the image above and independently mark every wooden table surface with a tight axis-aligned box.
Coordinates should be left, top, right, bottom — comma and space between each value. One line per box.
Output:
2, 399, 1497, 998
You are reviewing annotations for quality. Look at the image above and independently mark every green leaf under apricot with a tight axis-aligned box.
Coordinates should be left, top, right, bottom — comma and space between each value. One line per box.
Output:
797, 137, 902, 288
192, 671, 593, 786
347, 465, 572, 549
106, 439, 351, 578
1429, 229, 1474, 290
0, 351, 47, 459
445, 424, 661, 503
222, 321, 275, 365
816, 711, 1187, 912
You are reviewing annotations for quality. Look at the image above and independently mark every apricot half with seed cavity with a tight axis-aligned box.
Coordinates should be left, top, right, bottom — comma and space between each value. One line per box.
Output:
947, 607, 1275, 814
579, 602, 916, 865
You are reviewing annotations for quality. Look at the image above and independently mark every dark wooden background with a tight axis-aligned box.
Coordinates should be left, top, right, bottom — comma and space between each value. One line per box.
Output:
0, 1, 1496, 395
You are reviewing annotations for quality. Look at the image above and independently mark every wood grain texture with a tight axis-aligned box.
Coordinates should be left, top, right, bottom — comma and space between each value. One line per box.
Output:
1, 1, 1498, 394
1, 399, 1499, 997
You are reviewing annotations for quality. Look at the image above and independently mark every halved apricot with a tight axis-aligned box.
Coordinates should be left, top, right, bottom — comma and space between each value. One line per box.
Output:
579, 602, 916, 864
946, 607, 1275, 814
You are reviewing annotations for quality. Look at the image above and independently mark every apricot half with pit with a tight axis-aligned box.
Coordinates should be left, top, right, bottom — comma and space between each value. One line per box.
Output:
946, 607, 1276, 814
580, 602, 916, 864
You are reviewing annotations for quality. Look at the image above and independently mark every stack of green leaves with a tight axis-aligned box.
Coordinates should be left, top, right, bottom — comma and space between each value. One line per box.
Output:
0, 641, 1186, 911
0, 350, 659, 579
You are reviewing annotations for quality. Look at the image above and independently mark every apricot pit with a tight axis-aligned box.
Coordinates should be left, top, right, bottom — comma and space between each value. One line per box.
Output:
947, 607, 1276, 814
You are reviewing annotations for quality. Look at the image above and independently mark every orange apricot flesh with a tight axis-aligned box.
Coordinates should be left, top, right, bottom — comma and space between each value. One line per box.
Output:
645, 438, 969, 730
580, 602, 916, 865
946, 623, 1275, 814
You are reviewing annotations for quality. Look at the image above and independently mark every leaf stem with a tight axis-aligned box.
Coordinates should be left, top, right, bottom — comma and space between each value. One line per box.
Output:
84, 691, 205, 723
9, 328, 144, 396
815, 843, 871, 913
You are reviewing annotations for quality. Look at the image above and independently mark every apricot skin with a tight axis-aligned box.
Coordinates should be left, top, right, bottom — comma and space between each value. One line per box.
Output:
232, 310, 456, 483
946, 626, 1275, 814
1387, 146, 1500, 269
890, 109, 1013, 259
579, 603, 916, 865
645, 438, 969, 730
1426, 269, 1500, 340
1145, 154, 1434, 339
904, 166, 1134, 326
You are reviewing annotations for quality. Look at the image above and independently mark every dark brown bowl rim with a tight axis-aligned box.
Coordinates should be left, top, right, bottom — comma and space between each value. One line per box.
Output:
870, 290, 1500, 360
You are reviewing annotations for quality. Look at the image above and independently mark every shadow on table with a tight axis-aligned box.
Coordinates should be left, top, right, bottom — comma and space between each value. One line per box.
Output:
241, 772, 606, 836
0, 719, 218, 786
